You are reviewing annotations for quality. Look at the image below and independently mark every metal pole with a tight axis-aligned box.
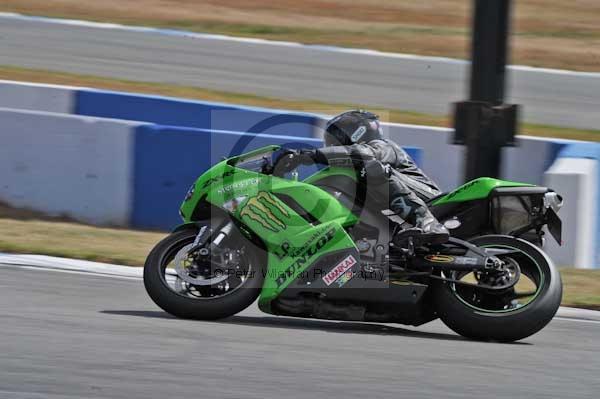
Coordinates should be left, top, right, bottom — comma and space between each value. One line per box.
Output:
469, 0, 511, 104
454, 0, 518, 181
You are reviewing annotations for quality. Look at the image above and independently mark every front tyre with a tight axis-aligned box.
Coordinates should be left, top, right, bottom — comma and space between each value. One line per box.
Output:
144, 227, 265, 320
433, 235, 562, 342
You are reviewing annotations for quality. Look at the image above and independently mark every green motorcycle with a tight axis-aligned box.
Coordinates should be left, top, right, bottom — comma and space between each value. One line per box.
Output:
144, 145, 564, 342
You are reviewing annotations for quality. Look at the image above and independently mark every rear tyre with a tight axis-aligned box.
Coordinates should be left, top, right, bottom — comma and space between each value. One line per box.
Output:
433, 235, 562, 342
144, 227, 265, 320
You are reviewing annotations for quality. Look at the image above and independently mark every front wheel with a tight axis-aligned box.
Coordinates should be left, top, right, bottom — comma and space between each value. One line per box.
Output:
433, 235, 562, 342
144, 226, 265, 320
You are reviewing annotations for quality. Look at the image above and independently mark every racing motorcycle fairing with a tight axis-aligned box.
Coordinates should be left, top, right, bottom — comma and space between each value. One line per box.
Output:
175, 145, 561, 325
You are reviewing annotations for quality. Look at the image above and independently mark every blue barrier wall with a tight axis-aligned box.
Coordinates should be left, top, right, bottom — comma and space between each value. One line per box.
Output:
132, 126, 323, 229
75, 89, 320, 137
132, 125, 422, 230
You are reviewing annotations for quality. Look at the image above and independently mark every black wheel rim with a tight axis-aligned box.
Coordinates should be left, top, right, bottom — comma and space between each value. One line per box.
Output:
449, 244, 544, 313
159, 232, 255, 300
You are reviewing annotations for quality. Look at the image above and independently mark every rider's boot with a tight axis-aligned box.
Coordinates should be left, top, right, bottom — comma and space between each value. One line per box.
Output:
388, 184, 449, 246
394, 214, 449, 246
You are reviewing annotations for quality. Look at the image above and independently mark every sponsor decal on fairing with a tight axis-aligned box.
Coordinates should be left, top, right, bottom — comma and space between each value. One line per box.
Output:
322, 255, 357, 286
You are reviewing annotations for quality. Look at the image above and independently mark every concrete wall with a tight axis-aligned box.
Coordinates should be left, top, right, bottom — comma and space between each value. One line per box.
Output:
132, 126, 324, 230
384, 123, 565, 192
544, 143, 600, 268
0, 80, 75, 113
0, 79, 570, 190
545, 159, 597, 268
0, 107, 325, 228
0, 107, 139, 225
0, 104, 422, 230
1, 80, 321, 137
503, 136, 565, 186
1, 79, 599, 267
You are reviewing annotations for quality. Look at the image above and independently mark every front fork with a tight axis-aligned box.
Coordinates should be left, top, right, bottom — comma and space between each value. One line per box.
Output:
187, 220, 235, 255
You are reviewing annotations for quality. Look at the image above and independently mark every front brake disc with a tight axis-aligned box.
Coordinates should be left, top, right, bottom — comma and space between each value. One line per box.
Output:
173, 243, 229, 286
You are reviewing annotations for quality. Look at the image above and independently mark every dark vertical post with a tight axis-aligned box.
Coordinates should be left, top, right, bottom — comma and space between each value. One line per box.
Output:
470, 0, 510, 104
454, 0, 518, 181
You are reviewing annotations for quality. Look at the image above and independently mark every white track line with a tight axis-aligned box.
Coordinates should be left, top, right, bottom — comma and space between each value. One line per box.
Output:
2, 253, 599, 323
1, 12, 599, 78
0, 253, 142, 279
554, 317, 600, 325
12, 264, 141, 281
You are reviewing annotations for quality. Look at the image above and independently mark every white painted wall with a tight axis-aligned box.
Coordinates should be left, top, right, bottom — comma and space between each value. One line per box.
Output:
385, 123, 565, 191
0, 108, 140, 226
503, 136, 559, 186
544, 158, 597, 268
0, 80, 75, 113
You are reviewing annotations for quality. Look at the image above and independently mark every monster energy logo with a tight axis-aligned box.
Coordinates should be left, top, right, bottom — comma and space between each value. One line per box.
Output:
240, 192, 289, 232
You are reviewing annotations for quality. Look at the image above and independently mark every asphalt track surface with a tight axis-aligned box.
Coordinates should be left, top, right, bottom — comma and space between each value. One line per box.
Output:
1, 15, 600, 130
1, 265, 599, 399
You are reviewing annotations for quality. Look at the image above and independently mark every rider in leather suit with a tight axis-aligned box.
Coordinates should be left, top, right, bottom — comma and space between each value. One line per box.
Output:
280, 110, 449, 244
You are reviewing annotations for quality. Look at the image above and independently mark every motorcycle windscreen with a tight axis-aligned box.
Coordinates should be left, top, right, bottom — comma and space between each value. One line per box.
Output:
546, 208, 562, 246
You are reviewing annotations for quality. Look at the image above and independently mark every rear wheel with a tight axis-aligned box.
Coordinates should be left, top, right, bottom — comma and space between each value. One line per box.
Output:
433, 235, 562, 342
144, 226, 265, 320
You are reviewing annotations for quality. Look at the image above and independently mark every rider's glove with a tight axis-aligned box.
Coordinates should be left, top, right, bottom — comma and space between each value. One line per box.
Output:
276, 149, 316, 172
